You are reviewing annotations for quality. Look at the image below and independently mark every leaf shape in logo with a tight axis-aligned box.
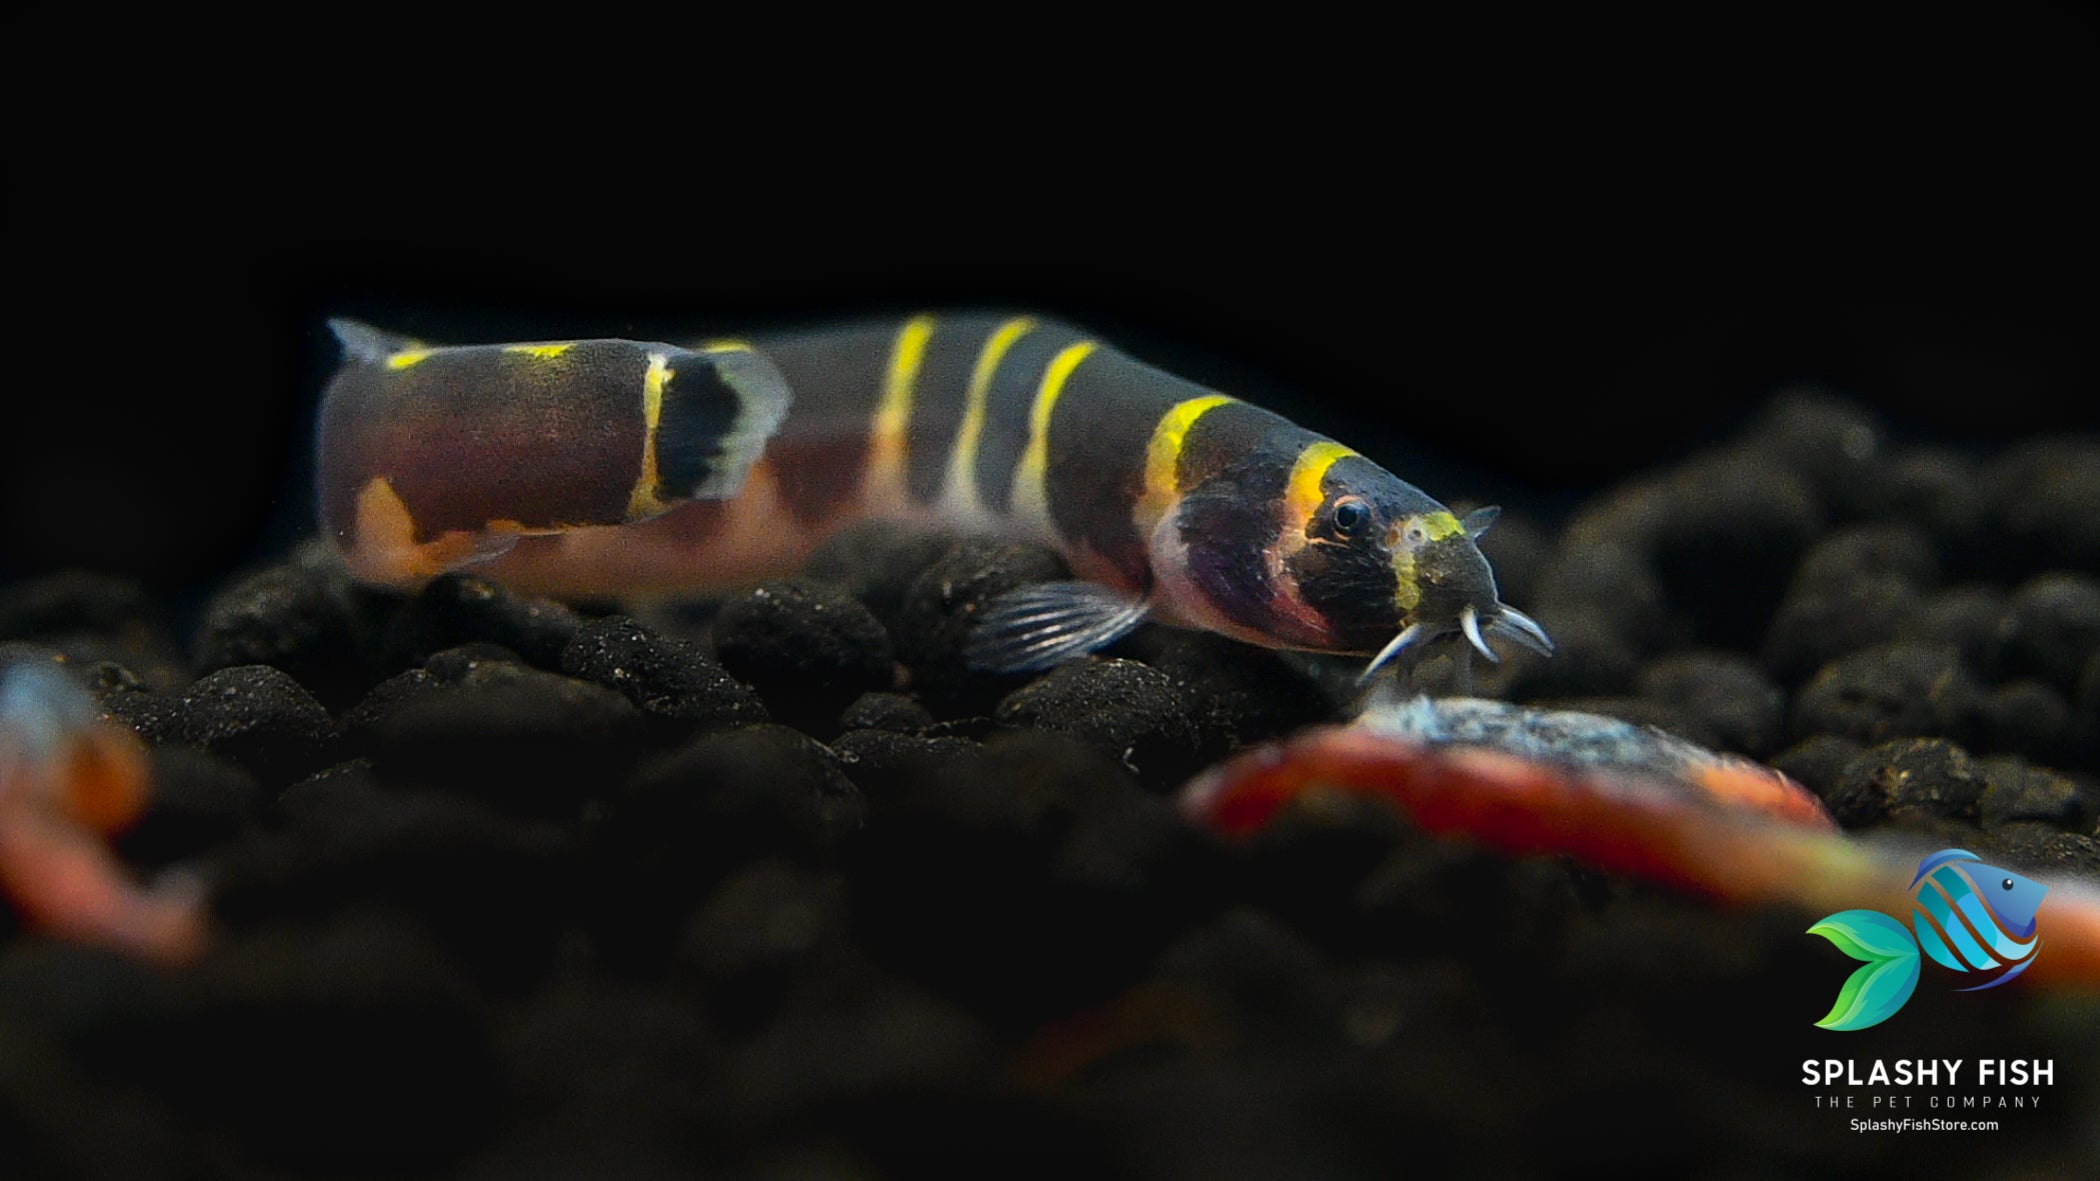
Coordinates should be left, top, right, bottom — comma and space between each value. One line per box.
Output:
1808, 909, 1921, 1031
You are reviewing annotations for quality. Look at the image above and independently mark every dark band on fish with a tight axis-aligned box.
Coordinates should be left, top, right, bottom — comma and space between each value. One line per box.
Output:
654, 357, 743, 501
962, 322, 1091, 517
899, 317, 1001, 506
1041, 350, 1210, 583
1174, 399, 1319, 492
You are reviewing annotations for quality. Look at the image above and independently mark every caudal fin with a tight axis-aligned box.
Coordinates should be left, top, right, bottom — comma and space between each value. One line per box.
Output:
1808, 909, 1921, 1031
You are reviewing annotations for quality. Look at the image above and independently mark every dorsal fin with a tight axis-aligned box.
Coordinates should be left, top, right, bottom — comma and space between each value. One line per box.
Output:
1911, 848, 1980, 889
326, 318, 416, 365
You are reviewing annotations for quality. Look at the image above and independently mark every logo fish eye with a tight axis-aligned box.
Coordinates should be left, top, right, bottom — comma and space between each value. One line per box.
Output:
2004, 878, 2015, 890
1332, 498, 1369, 537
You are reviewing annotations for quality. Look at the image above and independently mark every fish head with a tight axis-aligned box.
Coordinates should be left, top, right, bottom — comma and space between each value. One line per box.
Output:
1975, 864, 2049, 938
1281, 458, 1551, 678
1163, 451, 1552, 668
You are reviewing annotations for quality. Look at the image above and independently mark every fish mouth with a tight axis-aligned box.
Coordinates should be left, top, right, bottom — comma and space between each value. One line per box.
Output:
1358, 603, 1554, 682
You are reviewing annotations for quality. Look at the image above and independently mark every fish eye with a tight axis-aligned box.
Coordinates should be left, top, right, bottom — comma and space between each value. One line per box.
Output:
1332, 498, 1370, 537
2003, 878, 2015, 891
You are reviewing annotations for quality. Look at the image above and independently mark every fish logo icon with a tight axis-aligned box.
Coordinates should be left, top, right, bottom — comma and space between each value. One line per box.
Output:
1809, 849, 2047, 1031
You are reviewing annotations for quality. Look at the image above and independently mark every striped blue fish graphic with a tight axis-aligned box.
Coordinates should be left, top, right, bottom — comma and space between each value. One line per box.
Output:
1809, 849, 2047, 1031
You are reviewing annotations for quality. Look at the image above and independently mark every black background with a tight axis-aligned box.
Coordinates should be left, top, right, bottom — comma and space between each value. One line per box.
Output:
4, 6, 2094, 595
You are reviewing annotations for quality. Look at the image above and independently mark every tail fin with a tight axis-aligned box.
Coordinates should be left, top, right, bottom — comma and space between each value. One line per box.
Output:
1808, 909, 1921, 1030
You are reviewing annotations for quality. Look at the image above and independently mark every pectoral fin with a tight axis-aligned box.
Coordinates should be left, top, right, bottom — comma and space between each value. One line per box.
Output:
963, 581, 1149, 673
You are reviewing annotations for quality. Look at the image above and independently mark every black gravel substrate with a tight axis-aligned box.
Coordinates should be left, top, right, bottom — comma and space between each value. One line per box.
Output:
4, 391, 2100, 1179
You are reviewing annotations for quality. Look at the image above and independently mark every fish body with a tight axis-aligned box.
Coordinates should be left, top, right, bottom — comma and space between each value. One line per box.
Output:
0, 661, 206, 964
1356, 695, 1820, 818
1809, 849, 2046, 1031
1182, 694, 1834, 842
317, 313, 1550, 672
1182, 701, 2100, 1000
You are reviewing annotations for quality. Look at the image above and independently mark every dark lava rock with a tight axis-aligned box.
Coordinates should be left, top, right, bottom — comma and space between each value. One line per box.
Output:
828, 728, 982, 800
1848, 444, 1987, 544
673, 858, 853, 1033
711, 580, 894, 733
1762, 575, 1925, 689
2000, 573, 2100, 694
994, 657, 1204, 791
216, 763, 575, 992
475, 976, 722, 1179
1822, 738, 1990, 830
1356, 845, 1585, 976
849, 731, 1202, 1029
1977, 679, 2080, 768
174, 917, 505, 1171
807, 1083, 1114, 1181
1493, 610, 1642, 701
1737, 390, 1883, 506
420, 642, 524, 677
351, 658, 645, 818
889, 540, 1069, 717
1647, 448, 1825, 650
0, 571, 163, 639
1770, 734, 1867, 804
1978, 755, 2090, 831
191, 544, 392, 710
1554, 479, 1672, 555
97, 681, 188, 746
801, 521, 959, 630
1896, 585, 2008, 677
1152, 907, 1347, 1042
1637, 649, 1787, 757
838, 690, 934, 733
0, 574, 187, 693
1982, 828, 2100, 880
381, 573, 583, 671
172, 665, 339, 788
1790, 641, 1982, 747
1117, 630, 1339, 759
1760, 523, 1938, 685
1206, 780, 1418, 960
338, 667, 439, 737
1792, 521, 1941, 590
623, 725, 865, 854
2082, 650, 2100, 751
0, 942, 196, 1179
560, 615, 768, 730
714, 977, 994, 1127
116, 746, 262, 870
588, 725, 865, 965
1534, 535, 1679, 652
1978, 438, 2100, 577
